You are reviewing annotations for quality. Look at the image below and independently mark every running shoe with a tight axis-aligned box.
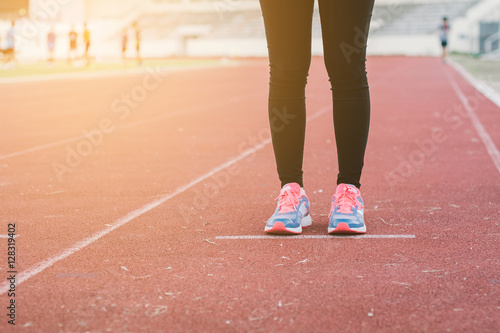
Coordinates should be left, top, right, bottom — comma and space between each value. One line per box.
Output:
265, 182, 312, 234
328, 183, 366, 234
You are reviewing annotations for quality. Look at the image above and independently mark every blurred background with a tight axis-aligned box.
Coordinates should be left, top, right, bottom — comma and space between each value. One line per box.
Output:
0, 0, 498, 78
1, 0, 499, 58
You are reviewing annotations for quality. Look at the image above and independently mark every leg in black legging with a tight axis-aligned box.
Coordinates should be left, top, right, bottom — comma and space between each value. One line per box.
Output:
259, 0, 314, 188
318, 0, 374, 189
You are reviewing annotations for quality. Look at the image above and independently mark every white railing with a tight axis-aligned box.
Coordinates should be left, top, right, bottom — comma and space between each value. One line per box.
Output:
483, 30, 500, 57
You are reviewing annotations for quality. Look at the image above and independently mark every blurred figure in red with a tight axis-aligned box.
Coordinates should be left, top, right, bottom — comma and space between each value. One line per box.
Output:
47, 27, 56, 65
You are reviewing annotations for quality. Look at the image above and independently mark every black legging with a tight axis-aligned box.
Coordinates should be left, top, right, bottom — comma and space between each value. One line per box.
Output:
260, 0, 374, 189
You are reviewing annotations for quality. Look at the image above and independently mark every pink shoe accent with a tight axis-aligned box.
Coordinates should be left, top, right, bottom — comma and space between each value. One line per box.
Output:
329, 184, 363, 217
265, 222, 301, 235
328, 222, 365, 234
276, 183, 301, 213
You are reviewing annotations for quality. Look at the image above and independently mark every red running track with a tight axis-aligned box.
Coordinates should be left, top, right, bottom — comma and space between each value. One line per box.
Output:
0, 57, 499, 332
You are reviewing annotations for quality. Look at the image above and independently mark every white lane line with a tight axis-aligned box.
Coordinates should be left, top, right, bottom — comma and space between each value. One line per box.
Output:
0, 68, 149, 84
0, 92, 261, 162
0, 106, 330, 295
0, 136, 85, 161
215, 235, 416, 240
0, 235, 18, 238
446, 70, 500, 173
0, 61, 234, 85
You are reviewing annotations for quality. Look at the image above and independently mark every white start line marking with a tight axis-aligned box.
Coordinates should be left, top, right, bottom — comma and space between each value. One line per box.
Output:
215, 234, 416, 240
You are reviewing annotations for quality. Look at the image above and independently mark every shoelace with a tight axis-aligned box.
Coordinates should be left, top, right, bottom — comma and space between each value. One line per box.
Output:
276, 187, 300, 213
334, 187, 358, 214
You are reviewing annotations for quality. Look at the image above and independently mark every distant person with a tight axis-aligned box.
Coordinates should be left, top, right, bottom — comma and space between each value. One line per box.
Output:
121, 28, 128, 63
68, 26, 78, 65
47, 27, 56, 64
439, 16, 450, 60
5, 20, 16, 65
83, 22, 91, 65
133, 22, 141, 65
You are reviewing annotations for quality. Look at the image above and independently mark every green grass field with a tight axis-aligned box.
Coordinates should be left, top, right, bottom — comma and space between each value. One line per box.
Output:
450, 53, 500, 95
450, 54, 500, 81
0, 58, 230, 79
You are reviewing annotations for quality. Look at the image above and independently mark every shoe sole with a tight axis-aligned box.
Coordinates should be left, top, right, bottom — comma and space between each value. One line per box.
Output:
265, 215, 312, 235
301, 215, 312, 227
328, 222, 366, 234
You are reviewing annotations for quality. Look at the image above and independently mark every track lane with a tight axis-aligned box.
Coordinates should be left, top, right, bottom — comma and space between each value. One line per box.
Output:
1, 57, 499, 332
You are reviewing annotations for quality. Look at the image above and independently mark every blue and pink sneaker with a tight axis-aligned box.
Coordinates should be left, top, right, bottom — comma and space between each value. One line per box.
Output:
265, 182, 312, 234
328, 184, 366, 234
